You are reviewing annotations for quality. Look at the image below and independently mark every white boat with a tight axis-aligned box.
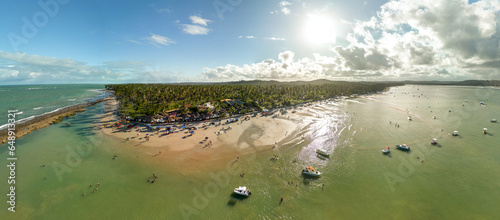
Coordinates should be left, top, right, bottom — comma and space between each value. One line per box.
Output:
433, 115, 436, 119
302, 167, 322, 177
452, 131, 459, 136
382, 146, 390, 154
408, 116, 412, 121
316, 148, 330, 158
449, 109, 452, 112
480, 101, 485, 105
491, 119, 497, 123
431, 138, 438, 145
233, 186, 251, 196
483, 128, 488, 134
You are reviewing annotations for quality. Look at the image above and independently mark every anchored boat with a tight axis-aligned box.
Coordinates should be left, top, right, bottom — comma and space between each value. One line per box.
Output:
382, 146, 390, 154
233, 186, 251, 196
395, 144, 411, 151
316, 148, 330, 158
431, 138, 438, 145
302, 166, 322, 177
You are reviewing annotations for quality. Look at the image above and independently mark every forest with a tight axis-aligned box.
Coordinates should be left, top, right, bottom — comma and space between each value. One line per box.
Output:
105, 80, 404, 118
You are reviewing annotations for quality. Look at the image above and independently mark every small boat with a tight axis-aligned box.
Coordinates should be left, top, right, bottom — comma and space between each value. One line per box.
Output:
233, 186, 251, 196
449, 109, 452, 112
431, 138, 438, 145
433, 115, 436, 119
395, 144, 411, 151
408, 116, 412, 121
452, 131, 459, 136
483, 128, 488, 134
480, 101, 485, 105
491, 119, 497, 123
382, 146, 390, 154
316, 148, 330, 158
302, 166, 322, 177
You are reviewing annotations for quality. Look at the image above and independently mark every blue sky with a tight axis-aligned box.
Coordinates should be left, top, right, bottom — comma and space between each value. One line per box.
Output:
0, 0, 499, 84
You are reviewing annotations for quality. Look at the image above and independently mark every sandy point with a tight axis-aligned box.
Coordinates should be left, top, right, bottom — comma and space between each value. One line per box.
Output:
98, 96, 298, 172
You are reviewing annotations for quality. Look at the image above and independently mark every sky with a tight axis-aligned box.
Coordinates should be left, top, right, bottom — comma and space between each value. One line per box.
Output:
0, 0, 499, 85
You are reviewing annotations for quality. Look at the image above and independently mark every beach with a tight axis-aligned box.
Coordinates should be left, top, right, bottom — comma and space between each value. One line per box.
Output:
98, 94, 298, 172
2, 85, 500, 219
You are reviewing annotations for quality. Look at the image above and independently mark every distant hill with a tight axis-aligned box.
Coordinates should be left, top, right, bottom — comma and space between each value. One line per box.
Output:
404, 80, 500, 86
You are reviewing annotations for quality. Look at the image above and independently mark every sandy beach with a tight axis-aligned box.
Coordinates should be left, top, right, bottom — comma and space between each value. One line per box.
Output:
98, 95, 298, 171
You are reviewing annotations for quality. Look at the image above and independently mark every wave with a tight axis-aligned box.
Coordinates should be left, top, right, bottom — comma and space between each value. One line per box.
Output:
67, 99, 76, 101
33, 107, 44, 110
0, 115, 34, 130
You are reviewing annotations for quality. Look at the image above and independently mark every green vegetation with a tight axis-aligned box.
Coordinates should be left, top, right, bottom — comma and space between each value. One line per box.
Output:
105, 80, 403, 118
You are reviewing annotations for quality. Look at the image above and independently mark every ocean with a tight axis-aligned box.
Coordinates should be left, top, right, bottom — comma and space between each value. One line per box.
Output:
1, 85, 499, 219
0, 84, 108, 130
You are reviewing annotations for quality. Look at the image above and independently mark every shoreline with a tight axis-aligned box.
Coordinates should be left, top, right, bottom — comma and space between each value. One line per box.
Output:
0, 90, 112, 145
98, 94, 299, 172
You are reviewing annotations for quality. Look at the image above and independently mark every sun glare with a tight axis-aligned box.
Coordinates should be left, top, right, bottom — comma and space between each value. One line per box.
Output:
304, 14, 336, 45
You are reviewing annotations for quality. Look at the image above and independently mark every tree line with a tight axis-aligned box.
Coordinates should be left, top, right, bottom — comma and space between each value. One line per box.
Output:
105, 80, 403, 118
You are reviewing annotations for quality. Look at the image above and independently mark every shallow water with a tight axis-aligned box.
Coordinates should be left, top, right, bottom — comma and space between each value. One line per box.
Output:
1, 85, 499, 219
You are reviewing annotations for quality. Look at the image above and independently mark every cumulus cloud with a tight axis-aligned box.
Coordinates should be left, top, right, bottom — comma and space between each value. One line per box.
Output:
0, 51, 128, 84
0, 51, 198, 84
202, 0, 500, 81
182, 15, 212, 35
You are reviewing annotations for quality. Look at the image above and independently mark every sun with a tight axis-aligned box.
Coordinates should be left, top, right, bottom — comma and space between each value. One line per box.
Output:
304, 14, 336, 45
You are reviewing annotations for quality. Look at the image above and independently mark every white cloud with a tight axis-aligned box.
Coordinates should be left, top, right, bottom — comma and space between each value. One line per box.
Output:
147, 33, 176, 47
202, 0, 500, 81
181, 15, 213, 35
238, 36, 255, 39
0, 51, 130, 84
280, 1, 292, 15
189, 15, 211, 26
182, 24, 211, 35
264, 37, 286, 41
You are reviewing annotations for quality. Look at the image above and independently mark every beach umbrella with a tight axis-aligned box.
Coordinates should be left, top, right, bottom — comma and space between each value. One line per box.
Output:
156, 126, 161, 128
147, 124, 151, 127
173, 125, 177, 127
146, 134, 149, 136
386, 146, 390, 148
190, 131, 195, 134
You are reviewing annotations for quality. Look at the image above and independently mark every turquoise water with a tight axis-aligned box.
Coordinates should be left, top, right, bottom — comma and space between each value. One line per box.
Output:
1, 85, 499, 219
0, 84, 107, 128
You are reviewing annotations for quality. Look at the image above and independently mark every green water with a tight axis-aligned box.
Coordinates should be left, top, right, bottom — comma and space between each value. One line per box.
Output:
1, 85, 500, 219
